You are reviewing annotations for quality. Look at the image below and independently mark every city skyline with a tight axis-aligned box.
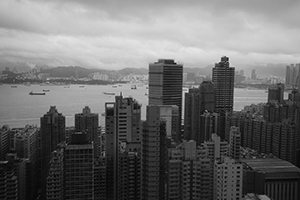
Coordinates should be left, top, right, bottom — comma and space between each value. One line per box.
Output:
0, 0, 300, 70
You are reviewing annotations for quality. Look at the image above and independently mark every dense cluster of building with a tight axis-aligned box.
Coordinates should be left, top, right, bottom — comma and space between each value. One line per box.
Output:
1, 56, 300, 200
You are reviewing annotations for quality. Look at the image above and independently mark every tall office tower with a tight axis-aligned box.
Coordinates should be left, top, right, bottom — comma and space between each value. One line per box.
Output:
286, 65, 292, 86
229, 126, 241, 161
0, 125, 10, 161
40, 106, 65, 200
199, 112, 220, 144
0, 161, 18, 200
184, 88, 201, 141
214, 157, 243, 200
148, 59, 183, 140
46, 144, 64, 200
212, 56, 235, 113
75, 106, 99, 158
14, 125, 39, 200
141, 105, 167, 200
268, 83, 284, 104
105, 96, 142, 200
200, 81, 215, 113
243, 158, 300, 200
251, 69, 256, 80
64, 133, 94, 200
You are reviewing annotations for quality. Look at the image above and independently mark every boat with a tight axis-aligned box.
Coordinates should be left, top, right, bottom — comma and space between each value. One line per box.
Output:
145, 93, 148, 96
79, 85, 85, 88
131, 85, 137, 90
101, 112, 105, 116
43, 89, 50, 92
29, 91, 45, 95
112, 85, 117, 88
64, 86, 70, 88
11, 85, 18, 88
103, 92, 115, 95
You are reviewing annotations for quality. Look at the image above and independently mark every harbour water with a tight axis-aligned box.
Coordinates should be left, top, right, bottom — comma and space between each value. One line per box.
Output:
0, 84, 286, 128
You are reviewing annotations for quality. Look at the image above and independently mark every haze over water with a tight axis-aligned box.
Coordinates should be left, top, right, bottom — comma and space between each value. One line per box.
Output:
0, 84, 285, 128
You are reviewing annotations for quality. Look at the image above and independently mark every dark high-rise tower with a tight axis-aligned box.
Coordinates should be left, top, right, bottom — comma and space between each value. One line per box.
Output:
148, 59, 183, 139
268, 83, 284, 104
75, 106, 99, 157
184, 88, 200, 141
40, 106, 65, 200
199, 81, 215, 113
212, 56, 235, 113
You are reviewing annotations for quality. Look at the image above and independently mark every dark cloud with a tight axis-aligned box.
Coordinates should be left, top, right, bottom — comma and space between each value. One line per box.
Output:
0, 0, 299, 69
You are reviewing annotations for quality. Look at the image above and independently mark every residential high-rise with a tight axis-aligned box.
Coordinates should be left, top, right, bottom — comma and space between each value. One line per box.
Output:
46, 144, 64, 200
251, 69, 256, 80
0, 161, 18, 200
184, 82, 215, 143
229, 126, 241, 161
75, 106, 99, 158
105, 95, 142, 200
14, 125, 39, 200
286, 65, 292, 86
199, 112, 220, 144
40, 106, 65, 200
141, 105, 167, 200
64, 133, 94, 200
212, 56, 235, 113
214, 157, 243, 200
0, 125, 10, 161
148, 59, 183, 140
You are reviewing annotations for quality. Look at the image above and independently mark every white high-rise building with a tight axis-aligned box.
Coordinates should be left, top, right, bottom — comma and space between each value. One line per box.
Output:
214, 157, 243, 200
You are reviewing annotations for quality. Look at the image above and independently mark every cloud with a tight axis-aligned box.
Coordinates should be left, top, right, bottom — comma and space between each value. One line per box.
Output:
0, 0, 299, 70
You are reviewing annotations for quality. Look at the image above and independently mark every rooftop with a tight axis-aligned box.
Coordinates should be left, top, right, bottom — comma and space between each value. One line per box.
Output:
242, 158, 300, 175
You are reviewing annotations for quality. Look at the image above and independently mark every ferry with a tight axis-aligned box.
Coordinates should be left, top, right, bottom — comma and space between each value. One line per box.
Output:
29, 91, 46, 95
103, 92, 115, 95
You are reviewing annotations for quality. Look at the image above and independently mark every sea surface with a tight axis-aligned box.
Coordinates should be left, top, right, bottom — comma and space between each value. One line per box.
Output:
0, 84, 287, 128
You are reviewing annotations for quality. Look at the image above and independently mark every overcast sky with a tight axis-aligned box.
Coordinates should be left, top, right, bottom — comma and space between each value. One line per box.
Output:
0, 0, 300, 70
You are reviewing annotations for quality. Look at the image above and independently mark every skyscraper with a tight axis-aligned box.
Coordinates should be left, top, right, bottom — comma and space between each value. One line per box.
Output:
40, 106, 65, 200
212, 56, 235, 113
75, 106, 99, 157
105, 95, 142, 199
148, 59, 183, 140
141, 105, 167, 200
